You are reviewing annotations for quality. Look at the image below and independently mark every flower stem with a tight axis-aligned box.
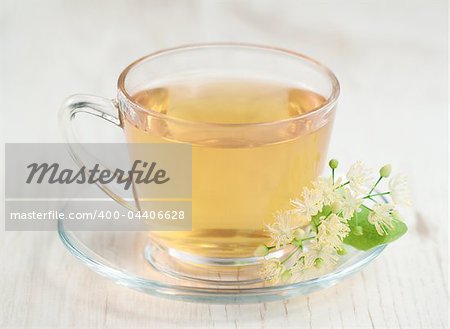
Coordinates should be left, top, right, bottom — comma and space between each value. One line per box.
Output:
311, 210, 332, 233
363, 191, 390, 199
332, 168, 335, 185
322, 211, 333, 222
311, 218, 319, 233
282, 246, 301, 264
368, 176, 383, 195
336, 181, 350, 189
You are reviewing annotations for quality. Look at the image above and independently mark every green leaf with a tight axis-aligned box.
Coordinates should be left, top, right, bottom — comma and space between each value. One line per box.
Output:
343, 206, 408, 251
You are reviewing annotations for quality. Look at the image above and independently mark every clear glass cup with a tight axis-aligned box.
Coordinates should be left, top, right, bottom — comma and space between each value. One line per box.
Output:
60, 44, 339, 276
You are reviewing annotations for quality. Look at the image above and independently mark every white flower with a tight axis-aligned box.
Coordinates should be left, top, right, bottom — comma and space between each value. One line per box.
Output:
368, 203, 395, 235
258, 160, 410, 285
293, 228, 306, 240
290, 254, 315, 281
317, 214, 350, 250
347, 161, 374, 194
389, 174, 412, 206
336, 188, 362, 220
313, 177, 342, 205
290, 241, 340, 282
291, 187, 323, 219
259, 258, 285, 284
266, 211, 297, 248
305, 241, 339, 270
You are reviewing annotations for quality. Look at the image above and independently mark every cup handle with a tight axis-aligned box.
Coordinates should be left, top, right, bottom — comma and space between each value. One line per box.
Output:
59, 94, 138, 211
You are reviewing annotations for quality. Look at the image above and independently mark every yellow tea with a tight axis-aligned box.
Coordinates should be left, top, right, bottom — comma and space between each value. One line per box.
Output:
122, 80, 333, 258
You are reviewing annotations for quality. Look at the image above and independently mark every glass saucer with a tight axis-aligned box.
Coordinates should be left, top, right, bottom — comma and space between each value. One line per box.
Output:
58, 215, 386, 304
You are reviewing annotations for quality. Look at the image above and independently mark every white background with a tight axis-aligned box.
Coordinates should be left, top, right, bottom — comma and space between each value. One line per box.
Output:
1, 0, 447, 328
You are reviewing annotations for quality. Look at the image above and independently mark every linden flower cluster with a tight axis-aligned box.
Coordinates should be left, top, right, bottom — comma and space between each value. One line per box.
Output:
255, 159, 411, 284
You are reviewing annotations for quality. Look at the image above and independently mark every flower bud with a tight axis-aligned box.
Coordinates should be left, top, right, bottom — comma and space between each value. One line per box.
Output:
353, 225, 364, 236
314, 257, 324, 268
281, 270, 292, 282
337, 247, 347, 255
293, 228, 306, 240
379, 164, 392, 178
254, 245, 269, 257
329, 159, 339, 169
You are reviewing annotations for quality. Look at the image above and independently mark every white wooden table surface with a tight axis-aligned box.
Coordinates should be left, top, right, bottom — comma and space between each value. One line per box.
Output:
1, 1, 447, 328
